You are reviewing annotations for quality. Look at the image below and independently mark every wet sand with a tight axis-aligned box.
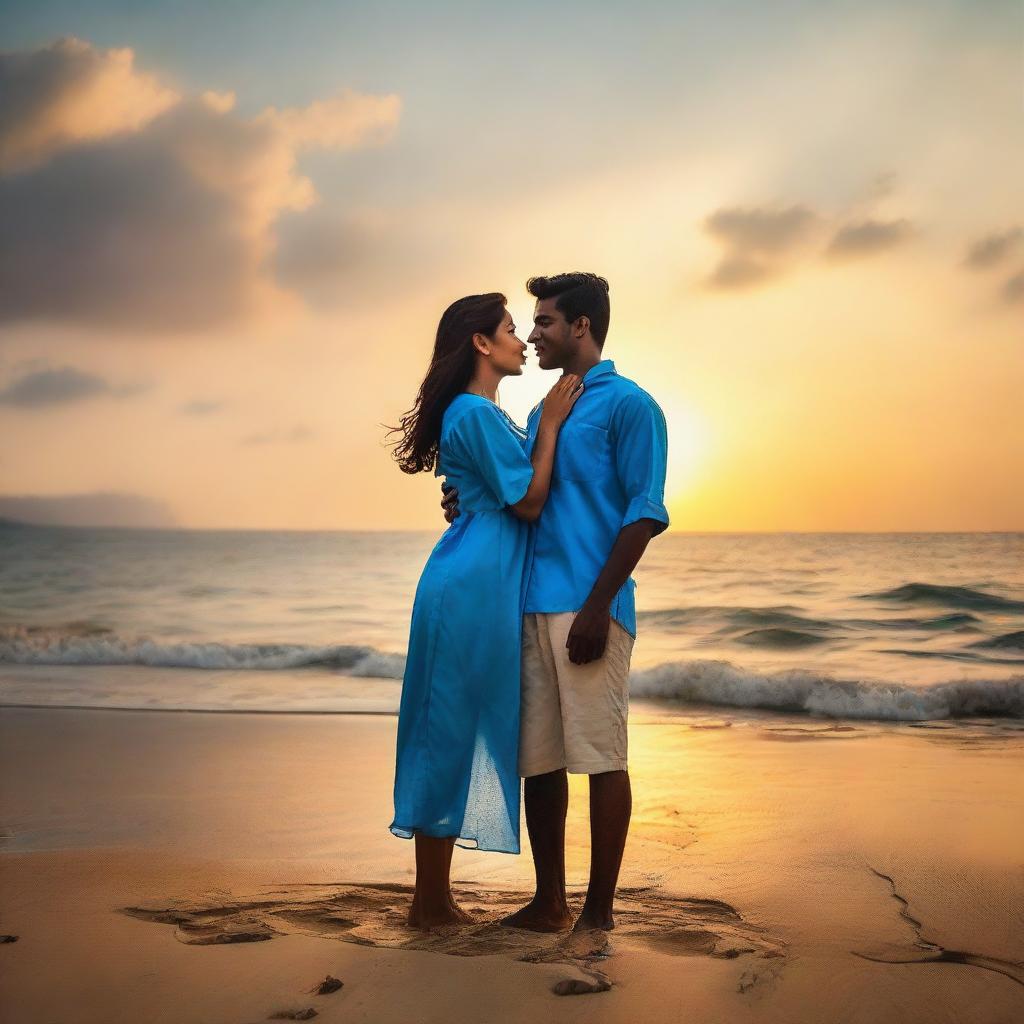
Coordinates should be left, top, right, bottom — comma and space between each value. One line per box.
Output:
1, 705, 1022, 1023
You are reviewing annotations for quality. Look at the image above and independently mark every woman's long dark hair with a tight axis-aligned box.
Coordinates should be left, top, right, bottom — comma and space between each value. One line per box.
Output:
387, 292, 507, 474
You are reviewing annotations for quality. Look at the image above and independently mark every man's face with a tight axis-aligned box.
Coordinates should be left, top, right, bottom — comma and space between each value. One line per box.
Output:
528, 297, 576, 371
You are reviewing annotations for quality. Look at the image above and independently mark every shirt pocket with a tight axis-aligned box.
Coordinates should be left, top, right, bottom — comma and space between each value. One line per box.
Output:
554, 421, 612, 483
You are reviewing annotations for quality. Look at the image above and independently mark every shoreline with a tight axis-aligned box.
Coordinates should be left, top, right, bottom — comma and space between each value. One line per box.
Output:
3, 696, 1024, 728
0, 701, 399, 716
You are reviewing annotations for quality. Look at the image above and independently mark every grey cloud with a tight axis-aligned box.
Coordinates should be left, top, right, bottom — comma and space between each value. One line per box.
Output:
704, 204, 818, 253
273, 212, 360, 307
180, 399, 226, 415
964, 228, 1022, 270
0, 36, 177, 173
825, 218, 913, 260
0, 38, 400, 333
0, 491, 176, 528
1002, 270, 1024, 305
0, 102, 259, 331
271, 208, 426, 310
0, 365, 137, 407
705, 255, 775, 290
702, 203, 819, 291
701, 188, 921, 294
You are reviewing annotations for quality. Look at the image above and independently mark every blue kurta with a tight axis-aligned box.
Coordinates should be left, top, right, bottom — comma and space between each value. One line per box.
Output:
390, 393, 534, 854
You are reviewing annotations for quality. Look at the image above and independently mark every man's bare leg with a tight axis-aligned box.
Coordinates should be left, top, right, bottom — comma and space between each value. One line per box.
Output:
574, 769, 631, 931
501, 768, 573, 931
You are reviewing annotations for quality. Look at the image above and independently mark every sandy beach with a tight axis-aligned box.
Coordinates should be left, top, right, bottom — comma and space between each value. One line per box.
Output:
2, 699, 1022, 1024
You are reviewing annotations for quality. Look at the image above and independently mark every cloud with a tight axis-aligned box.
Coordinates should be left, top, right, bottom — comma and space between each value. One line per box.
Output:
180, 399, 225, 415
0, 365, 143, 407
0, 491, 176, 528
0, 37, 401, 333
273, 211, 358, 295
825, 218, 913, 260
704, 204, 818, 254
702, 204, 819, 291
964, 227, 1022, 270
705, 255, 776, 290
0, 36, 178, 173
702, 192, 920, 291
1002, 270, 1024, 305
239, 424, 315, 446
271, 207, 407, 307
257, 91, 401, 150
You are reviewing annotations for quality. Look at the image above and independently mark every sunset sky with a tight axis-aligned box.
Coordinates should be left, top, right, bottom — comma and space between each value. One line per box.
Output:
0, 0, 1021, 531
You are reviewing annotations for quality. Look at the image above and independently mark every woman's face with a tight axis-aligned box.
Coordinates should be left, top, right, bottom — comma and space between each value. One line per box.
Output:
476, 309, 528, 376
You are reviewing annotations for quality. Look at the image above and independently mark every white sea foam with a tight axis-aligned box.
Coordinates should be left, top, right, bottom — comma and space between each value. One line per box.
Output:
0, 627, 373, 672
629, 659, 1024, 721
349, 650, 408, 679
3, 628, 1023, 721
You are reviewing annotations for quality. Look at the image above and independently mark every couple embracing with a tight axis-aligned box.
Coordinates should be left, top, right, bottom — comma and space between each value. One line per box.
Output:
387, 272, 669, 932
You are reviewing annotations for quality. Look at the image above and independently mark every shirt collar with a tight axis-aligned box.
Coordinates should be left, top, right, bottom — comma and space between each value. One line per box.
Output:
582, 359, 616, 383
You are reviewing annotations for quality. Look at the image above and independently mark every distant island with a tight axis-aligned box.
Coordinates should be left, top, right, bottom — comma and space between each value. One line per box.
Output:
0, 493, 177, 529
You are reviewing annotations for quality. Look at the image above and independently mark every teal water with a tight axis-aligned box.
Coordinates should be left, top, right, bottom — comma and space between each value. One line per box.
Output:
1, 523, 1022, 721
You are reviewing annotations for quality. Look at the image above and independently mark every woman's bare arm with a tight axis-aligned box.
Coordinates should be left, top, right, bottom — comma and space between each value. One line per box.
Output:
508, 375, 582, 521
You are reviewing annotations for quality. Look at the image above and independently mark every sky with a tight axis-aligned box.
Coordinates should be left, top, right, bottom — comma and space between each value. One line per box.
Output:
0, 0, 1021, 531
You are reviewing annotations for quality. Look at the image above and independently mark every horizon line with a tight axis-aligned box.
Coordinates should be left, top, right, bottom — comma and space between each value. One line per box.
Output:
1, 519, 1021, 537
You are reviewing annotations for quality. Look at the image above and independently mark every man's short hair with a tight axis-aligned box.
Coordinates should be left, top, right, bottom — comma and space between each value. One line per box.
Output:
527, 272, 610, 347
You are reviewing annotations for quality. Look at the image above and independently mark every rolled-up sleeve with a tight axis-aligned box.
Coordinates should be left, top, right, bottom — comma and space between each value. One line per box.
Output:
452, 403, 534, 508
612, 391, 670, 535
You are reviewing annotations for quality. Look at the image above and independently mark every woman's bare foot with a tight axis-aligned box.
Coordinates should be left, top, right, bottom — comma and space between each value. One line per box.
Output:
408, 890, 472, 929
500, 898, 573, 932
448, 895, 474, 924
408, 899, 463, 930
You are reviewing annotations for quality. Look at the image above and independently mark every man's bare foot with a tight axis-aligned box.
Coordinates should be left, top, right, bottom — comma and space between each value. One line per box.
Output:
572, 910, 615, 932
500, 898, 573, 932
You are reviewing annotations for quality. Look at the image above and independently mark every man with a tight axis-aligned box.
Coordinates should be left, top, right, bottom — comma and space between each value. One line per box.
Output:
442, 272, 669, 931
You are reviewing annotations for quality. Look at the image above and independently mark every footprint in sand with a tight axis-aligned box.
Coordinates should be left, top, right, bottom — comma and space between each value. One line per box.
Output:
120, 881, 785, 995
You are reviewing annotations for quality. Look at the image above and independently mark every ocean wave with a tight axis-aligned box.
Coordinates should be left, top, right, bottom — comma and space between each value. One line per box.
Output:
639, 605, 983, 633
735, 628, 830, 648
4, 625, 1024, 722
971, 630, 1024, 650
629, 660, 1024, 721
845, 612, 981, 631
0, 625, 400, 676
875, 647, 1024, 665
857, 582, 1024, 612
640, 606, 835, 630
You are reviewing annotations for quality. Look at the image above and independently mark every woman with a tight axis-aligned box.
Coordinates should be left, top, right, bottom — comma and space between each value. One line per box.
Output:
387, 292, 580, 929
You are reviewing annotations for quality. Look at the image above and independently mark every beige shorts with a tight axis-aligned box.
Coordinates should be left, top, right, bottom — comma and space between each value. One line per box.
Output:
518, 611, 635, 778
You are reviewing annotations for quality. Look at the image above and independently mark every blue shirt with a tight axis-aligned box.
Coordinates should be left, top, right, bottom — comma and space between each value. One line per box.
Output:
523, 359, 670, 637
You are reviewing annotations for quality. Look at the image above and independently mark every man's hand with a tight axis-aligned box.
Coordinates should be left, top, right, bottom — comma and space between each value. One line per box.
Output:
441, 483, 460, 523
566, 600, 611, 665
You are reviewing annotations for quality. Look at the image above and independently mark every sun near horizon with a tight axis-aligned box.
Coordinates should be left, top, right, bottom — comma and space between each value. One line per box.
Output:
0, 3, 1020, 534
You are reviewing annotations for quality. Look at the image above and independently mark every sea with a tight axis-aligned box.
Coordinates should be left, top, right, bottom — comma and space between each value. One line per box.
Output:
1, 523, 1022, 723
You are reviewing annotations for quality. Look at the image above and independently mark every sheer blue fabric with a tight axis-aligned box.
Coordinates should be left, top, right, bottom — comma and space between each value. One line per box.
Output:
390, 394, 533, 853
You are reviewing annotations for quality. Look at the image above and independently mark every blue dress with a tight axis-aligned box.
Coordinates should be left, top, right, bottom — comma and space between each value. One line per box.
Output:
390, 394, 535, 854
